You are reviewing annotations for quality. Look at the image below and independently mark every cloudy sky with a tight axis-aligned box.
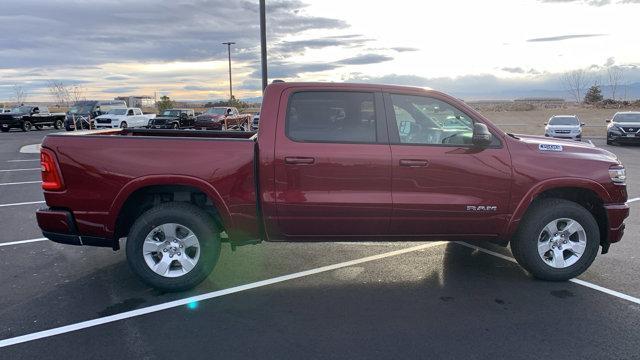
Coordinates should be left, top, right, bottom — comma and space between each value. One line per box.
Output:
1, 0, 639, 102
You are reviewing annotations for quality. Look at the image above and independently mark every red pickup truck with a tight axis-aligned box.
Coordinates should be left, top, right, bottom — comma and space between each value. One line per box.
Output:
37, 82, 629, 291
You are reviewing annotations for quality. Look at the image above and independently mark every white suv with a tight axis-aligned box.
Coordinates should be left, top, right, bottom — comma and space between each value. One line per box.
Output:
544, 115, 583, 141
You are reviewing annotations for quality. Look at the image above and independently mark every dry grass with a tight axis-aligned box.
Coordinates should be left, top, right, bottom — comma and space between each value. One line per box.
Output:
479, 106, 640, 137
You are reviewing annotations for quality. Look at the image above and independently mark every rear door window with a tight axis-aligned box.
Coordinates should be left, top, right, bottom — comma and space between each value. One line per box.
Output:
286, 91, 377, 143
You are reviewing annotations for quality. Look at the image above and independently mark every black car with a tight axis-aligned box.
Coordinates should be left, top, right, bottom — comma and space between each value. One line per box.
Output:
147, 109, 195, 129
0, 105, 65, 132
64, 100, 127, 131
607, 112, 640, 145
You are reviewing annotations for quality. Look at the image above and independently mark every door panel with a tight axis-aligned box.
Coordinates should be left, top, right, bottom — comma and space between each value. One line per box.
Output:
386, 93, 512, 237
274, 90, 392, 237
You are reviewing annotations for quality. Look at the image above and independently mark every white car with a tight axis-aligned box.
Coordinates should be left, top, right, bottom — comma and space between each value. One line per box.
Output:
94, 108, 156, 129
544, 115, 583, 141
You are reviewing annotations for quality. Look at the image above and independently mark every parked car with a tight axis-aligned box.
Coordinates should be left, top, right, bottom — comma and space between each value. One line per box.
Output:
544, 115, 583, 141
0, 105, 65, 132
147, 109, 195, 129
64, 100, 127, 131
94, 108, 156, 129
0, 108, 11, 113
193, 107, 251, 130
606, 112, 640, 145
251, 112, 260, 131
36, 82, 629, 292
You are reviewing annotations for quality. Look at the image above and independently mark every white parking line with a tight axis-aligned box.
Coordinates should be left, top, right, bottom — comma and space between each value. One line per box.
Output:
0, 180, 41, 186
628, 197, 640, 204
0, 168, 40, 173
0, 241, 448, 348
0, 200, 45, 208
456, 242, 640, 306
7, 159, 39, 163
0, 238, 47, 247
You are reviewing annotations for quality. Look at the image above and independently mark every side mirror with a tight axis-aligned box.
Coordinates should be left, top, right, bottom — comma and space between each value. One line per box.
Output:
606, 119, 611, 123
472, 123, 493, 147
581, 123, 585, 127
543, 122, 547, 125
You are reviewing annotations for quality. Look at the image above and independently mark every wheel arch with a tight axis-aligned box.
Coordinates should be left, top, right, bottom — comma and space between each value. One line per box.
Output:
507, 178, 610, 246
108, 175, 232, 240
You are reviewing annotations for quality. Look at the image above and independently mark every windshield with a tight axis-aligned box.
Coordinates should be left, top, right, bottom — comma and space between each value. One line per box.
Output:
549, 117, 579, 125
108, 108, 128, 115
613, 113, 640, 123
162, 110, 181, 117
10, 106, 31, 114
69, 105, 94, 114
206, 108, 227, 115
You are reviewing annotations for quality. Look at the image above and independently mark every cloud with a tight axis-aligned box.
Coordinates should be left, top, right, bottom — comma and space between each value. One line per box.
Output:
104, 75, 133, 81
183, 85, 212, 91
527, 34, 607, 42
0, 0, 349, 69
391, 47, 420, 52
342, 66, 640, 100
539, 0, 640, 5
604, 57, 616, 67
102, 86, 139, 94
336, 54, 394, 65
501, 67, 526, 74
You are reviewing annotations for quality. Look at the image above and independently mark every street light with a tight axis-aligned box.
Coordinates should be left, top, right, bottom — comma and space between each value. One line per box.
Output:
222, 41, 235, 100
259, 0, 268, 92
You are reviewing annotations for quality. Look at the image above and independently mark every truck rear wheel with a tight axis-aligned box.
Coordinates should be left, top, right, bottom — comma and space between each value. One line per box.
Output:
126, 202, 221, 292
511, 198, 599, 281
54, 119, 63, 129
22, 121, 32, 132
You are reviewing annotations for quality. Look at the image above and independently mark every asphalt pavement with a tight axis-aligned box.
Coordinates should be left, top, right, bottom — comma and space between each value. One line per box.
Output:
0, 129, 638, 359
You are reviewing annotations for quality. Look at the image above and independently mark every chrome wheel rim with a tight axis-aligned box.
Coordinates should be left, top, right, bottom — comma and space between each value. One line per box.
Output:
537, 218, 587, 269
142, 223, 200, 278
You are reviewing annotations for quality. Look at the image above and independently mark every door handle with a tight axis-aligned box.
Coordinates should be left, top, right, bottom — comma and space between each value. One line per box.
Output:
285, 156, 315, 165
399, 159, 429, 167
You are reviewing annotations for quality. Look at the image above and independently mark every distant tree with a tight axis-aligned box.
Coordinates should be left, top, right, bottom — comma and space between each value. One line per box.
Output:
156, 95, 175, 112
606, 66, 624, 101
205, 95, 249, 110
13, 85, 27, 105
561, 69, 589, 103
584, 85, 603, 104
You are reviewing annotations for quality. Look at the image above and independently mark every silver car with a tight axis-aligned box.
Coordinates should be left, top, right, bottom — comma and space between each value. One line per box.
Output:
544, 115, 583, 141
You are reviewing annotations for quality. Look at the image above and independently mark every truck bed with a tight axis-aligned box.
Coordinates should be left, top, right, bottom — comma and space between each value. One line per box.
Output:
41, 129, 259, 242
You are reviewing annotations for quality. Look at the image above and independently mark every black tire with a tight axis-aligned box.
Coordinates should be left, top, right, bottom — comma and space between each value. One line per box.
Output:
65, 126, 73, 131
172, 123, 179, 129
120, 121, 128, 129
126, 202, 221, 292
1, 127, 9, 133
511, 198, 600, 281
22, 121, 32, 132
606, 140, 613, 145
54, 119, 63, 130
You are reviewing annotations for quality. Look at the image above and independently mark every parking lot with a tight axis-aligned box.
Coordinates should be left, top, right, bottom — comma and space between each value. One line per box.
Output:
0, 129, 639, 359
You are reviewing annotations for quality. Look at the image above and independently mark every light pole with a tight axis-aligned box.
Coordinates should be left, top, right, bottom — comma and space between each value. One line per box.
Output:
222, 41, 235, 100
259, 0, 268, 92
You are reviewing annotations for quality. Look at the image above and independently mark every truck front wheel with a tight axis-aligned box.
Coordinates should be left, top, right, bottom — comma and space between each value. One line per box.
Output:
126, 202, 221, 292
510, 198, 600, 281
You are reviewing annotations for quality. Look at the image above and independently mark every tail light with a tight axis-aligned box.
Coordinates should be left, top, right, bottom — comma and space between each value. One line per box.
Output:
41, 148, 65, 191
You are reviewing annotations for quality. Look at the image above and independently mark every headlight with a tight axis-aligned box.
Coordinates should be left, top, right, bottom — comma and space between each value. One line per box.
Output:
609, 165, 626, 185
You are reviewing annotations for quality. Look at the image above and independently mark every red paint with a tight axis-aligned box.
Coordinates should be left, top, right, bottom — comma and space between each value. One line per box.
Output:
37, 82, 629, 250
